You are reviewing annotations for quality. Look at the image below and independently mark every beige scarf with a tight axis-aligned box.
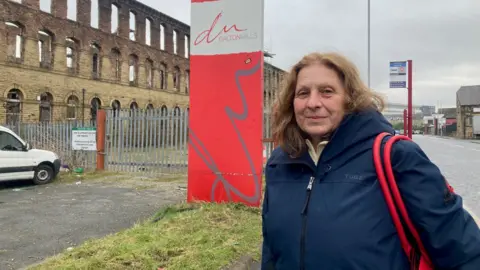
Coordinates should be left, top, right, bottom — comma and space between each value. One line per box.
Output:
305, 140, 329, 165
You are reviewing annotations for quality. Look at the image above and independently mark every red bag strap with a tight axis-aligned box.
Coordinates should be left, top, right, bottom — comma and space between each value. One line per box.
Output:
373, 132, 434, 267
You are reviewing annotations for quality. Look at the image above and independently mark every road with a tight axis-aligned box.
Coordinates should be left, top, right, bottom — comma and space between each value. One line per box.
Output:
0, 179, 185, 270
413, 135, 480, 220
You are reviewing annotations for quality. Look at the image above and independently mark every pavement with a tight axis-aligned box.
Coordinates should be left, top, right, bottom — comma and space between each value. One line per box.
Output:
0, 179, 185, 270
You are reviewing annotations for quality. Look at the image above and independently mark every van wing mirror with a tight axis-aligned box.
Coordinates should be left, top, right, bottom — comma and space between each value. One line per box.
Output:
24, 142, 31, 151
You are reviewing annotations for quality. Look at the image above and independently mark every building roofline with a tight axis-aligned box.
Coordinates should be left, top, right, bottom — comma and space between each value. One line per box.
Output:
264, 51, 275, 58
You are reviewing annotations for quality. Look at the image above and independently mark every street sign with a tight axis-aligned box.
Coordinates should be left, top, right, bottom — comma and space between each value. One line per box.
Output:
72, 127, 96, 151
389, 61, 407, 88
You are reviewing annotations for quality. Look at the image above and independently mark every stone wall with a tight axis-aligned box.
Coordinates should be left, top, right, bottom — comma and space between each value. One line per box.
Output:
0, 0, 286, 123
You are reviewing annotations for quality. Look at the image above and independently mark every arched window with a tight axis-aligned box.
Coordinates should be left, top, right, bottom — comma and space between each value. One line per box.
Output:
173, 66, 180, 90
39, 92, 53, 122
112, 100, 121, 117
66, 95, 79, 119
5, 22, 24, 61
66, 37, 80, 73
159, 63, 167, 89
5, 89, 23, 125
90, 98, 102, 124
110, 48, 121, 80
91, 43, 101, 79
129, 54, 139, 86
38, 29, 54, 69
146, 58, 154, 88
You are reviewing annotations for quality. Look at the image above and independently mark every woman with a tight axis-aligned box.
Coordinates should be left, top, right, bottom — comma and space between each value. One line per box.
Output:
261, 52, 480, 270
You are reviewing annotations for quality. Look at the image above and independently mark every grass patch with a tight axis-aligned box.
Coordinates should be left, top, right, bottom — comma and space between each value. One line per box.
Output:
28, 202, 262, 270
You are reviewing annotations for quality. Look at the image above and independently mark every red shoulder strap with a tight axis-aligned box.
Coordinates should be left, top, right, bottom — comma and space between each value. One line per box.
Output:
373, 132, 434, 269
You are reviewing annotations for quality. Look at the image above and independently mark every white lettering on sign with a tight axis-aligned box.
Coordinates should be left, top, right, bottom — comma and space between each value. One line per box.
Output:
191, 0, 265, 55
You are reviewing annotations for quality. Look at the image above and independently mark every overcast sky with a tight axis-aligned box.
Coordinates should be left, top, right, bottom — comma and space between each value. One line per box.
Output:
36, 0, 479, 108
134, 0, 480, 108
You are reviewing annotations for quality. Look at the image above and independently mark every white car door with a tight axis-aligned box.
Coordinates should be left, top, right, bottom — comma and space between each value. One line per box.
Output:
0, 131, 35, 181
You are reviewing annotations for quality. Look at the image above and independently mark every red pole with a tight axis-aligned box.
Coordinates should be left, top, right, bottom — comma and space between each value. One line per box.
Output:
96, 109, 106, 171
407, 60, 413, 139
403, 109, 407, 135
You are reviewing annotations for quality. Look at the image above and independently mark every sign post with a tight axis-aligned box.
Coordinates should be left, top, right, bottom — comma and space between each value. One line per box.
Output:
389, 60, 413, 138
407, 60, 413, 139
188, 0, 265, 206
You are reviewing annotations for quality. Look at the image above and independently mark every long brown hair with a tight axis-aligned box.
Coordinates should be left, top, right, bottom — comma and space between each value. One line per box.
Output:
271, 52, 385, 157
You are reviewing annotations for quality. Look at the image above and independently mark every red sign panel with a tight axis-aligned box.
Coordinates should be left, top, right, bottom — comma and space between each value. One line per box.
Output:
188, 0, 265, 206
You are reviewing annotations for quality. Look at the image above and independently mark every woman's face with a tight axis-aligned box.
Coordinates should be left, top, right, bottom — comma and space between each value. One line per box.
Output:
293, 63, 346, 143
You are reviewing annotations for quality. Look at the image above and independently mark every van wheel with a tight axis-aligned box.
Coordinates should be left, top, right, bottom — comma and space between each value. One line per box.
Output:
33, 165, 54, 185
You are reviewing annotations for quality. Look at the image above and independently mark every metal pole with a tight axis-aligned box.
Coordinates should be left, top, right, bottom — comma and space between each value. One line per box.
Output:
367, 0, 371, 89
96, 109, 106, 171
82, 88, 85, 127
407, 60, 413, 139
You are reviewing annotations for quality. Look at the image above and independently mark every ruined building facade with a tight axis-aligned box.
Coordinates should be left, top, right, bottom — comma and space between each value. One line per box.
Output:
0, 0, 285, 124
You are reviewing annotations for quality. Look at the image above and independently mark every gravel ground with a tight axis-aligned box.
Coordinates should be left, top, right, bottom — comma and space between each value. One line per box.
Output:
0, 176, 186, 270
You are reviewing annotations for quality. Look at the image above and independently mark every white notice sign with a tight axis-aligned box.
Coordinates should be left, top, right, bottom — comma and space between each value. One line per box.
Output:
72, 127, 96, 151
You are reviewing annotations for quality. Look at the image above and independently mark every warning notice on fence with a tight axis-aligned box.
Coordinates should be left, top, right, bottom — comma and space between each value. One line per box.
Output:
72, 127, 96, 151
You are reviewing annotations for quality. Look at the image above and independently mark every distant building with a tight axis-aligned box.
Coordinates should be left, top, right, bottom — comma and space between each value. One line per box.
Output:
382, 103, 425, 121
419, 105, 435, 117
456, 85, 480, 139
429, 107, 457, 136
438, 108, 457, 126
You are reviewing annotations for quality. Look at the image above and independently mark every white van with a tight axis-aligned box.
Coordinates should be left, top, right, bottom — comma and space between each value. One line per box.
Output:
0, 125, 60, 185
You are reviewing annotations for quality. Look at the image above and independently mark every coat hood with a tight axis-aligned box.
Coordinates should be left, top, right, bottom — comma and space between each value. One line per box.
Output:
322, 108, 394, 161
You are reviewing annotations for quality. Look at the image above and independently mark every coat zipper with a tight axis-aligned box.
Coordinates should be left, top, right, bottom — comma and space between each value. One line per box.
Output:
300, 176, 315, 270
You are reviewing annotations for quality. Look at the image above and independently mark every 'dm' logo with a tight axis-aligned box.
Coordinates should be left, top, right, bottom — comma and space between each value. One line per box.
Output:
194, 11, 249, 46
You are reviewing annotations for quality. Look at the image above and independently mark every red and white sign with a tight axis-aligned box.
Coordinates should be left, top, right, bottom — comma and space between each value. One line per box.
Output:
188, 0, 265, 206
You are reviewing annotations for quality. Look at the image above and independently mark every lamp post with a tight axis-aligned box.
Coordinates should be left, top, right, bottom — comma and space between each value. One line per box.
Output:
367, 0, 371, 89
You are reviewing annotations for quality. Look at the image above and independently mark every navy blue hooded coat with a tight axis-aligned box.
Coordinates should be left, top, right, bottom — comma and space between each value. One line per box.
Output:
261, 109, 480, 270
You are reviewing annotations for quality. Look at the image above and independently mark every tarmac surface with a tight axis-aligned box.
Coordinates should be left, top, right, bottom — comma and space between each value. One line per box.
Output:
415, 135, 480, 222
0, 178, 185, 270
